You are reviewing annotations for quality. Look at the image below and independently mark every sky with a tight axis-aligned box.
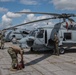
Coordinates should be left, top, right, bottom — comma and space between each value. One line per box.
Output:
0, 0, 76, 30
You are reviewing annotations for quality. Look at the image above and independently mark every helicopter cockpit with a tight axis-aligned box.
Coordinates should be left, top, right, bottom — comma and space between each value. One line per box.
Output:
29, 30, 36, 37
36, 29, 44, 38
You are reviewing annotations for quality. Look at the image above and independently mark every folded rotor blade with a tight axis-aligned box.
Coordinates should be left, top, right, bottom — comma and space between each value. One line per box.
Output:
67, 14, 76, 17
3, 17, 56, 30
16, 12, 76, 18
15, 12, 60, 16
15, 12, 76, 23
68, 18, 75, 22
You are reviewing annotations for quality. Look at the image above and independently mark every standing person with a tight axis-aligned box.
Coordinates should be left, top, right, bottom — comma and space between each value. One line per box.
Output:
0, 32, 2, 49
12, 35, 17, 44
53, 33, 59, 56
8, 43, 24, 71
0, 31, 5, 49
1, 34, 5, 49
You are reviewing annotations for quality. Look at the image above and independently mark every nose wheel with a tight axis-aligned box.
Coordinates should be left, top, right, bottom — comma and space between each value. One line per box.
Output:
59, 48, 65, 54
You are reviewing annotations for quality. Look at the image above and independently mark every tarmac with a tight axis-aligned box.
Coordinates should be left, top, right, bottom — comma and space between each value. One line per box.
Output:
0, 42, 76, 75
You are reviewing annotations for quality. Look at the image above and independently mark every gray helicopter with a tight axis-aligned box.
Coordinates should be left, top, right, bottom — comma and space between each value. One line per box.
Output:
3, 12, 76, 54
15, 12, 76, 54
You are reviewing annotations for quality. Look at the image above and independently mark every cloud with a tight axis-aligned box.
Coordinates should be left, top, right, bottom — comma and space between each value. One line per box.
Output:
23, 14, 53, 30
20, 0, 38, 5
1, 12, 22, 29
1, 15, 12, 28
50, 0, 76, 10
0, 9, 31, 29
6, 12, 21, 18
0, 7, 8, 13
24, 14, 51, 22
20, 9, 31, 12
0, 0, 14, 2
1, 9, 53, 30
26, 14, 36, 21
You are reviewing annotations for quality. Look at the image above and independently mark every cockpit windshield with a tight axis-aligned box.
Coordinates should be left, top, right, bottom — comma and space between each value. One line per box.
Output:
29, 30, 37, 36
29, 28, 44, 37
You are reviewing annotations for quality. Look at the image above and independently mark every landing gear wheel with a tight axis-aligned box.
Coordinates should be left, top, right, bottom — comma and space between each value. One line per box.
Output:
30, 47, 34, 52
59, 48, 65, 54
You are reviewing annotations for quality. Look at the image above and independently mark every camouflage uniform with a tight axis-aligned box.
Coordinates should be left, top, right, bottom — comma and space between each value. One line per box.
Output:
0, 34, 5, 49
8, 47, 18, 69
0, 33, 1, 39
0, 34, 2, 49
54, 34, 59, 56
7, 42, 24, 70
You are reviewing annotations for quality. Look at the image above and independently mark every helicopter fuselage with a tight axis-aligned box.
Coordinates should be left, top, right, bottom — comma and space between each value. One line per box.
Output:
19, 22, 76, 52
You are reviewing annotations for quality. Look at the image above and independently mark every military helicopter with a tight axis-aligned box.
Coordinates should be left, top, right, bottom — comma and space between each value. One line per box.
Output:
3, 12, 76, 54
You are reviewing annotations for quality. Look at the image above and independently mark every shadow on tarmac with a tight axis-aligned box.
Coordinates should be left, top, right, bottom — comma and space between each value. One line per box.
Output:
24, 50, 53, 54
24, 50, 53, 66
65, 48, 76, 53
24, 49, 76, 66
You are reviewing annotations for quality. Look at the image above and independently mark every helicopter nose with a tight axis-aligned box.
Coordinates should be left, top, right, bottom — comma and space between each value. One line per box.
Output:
26, 38, 34, 47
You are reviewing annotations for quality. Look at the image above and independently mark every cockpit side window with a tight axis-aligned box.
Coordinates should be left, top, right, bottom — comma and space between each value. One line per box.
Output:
29, 31, 35, 36
37, 30, 44, 38
22, 31, 29, 34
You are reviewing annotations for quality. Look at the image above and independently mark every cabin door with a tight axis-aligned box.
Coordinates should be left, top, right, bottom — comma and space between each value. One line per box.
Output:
35, 29, 44, 45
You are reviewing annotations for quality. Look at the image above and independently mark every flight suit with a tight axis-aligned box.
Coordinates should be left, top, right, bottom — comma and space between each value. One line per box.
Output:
54, 34, 59, 56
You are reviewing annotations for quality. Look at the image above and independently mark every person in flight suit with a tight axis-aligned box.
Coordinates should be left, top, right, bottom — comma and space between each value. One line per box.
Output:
53, 33, 59, 56
8, 42, 24, 71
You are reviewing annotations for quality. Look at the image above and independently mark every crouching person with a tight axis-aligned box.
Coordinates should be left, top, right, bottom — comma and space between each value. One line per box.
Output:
8, 43, 24, 71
